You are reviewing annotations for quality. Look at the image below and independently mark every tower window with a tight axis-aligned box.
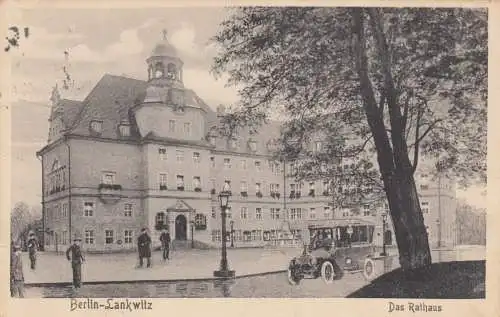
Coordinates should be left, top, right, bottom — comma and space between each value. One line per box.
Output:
167, 63, 177, 80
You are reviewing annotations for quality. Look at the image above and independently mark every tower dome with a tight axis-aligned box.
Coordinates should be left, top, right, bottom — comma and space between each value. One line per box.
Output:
150, 29, 178, 58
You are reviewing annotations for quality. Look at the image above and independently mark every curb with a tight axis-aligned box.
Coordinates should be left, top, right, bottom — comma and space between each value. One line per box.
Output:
24, 270, 288, 288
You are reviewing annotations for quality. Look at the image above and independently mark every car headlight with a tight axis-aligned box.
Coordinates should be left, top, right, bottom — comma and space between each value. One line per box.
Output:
345, 257, 352, 265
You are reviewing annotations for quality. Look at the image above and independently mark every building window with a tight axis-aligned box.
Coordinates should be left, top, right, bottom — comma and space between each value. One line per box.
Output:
249, 140, 257, 152
224, 158, 231, 169
124, 203, 133, 217
234, 230, 242, 241
101, 172, 116, 185
209, 136, 216, 146
255, 183, 261, 193
252, 230, 262, 241
105, 230, 114, 244
230, 138, 239, 149
255, 161, 261, 171
85, 230, 95, 244
169, 120, 176, 133
310, 208, 316, 219
195, 214, 207, 230
184, 122, 191, 135
210, 157, 215, 168
363, 204, 370, 216
193, 152, 200, 164
315, 141, 322, 152
90, 120, 103, 134
155, 212, 166, 228
119, 125, 131, 137
290, 208, 302, 220
159, 173, 167, 190
62, 230, 68, 245
211, 230, 221, 242
62, 203, 68, 217
159, 147, 167, 160
421, 184, 429, 190
212, 207, 217, 219
243, 231, 252, 241
324, 206, 331, 219
255, 208, 262, 220
421, 201, 430, 214
240, 207, 248, 219
83, 202, 94, 217
240, 160, 247, 170
124, 230, 133, 244
193, 176, 201, 191
271, 208, 280, 220
177, 175, 185, 191
240, 181, 248, 197
176, 150, 184, 162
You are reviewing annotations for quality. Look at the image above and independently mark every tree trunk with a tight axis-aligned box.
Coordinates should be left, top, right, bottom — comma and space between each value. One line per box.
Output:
351, 8, 432, 274
387, 169, 432, 275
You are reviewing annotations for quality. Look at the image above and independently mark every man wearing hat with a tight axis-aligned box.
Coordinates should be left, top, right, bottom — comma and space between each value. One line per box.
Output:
137, 228, 152, 268
10, 243, 25, 297
26, 231, 39, 270
66, 237, 85, 288
159, 228, 171, 261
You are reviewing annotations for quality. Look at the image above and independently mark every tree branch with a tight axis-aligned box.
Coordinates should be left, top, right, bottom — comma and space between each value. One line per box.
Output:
411, 106, 422, 174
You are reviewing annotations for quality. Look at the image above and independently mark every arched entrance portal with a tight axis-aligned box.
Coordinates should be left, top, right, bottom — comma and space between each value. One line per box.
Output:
175, 215, 187, 240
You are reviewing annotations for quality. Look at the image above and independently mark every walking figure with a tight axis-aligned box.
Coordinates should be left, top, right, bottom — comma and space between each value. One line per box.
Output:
66, 237, 85, 288
10, 243, 25, 298
137, 228, 152, 268
26, 231, 38, 270
159, 228, 171, 261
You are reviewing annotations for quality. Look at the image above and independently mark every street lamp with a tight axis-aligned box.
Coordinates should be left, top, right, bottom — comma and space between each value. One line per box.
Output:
190, 220, 195, 249
381, 212, 388, 256
230, 220, 234, 248
213, 183, 235, 278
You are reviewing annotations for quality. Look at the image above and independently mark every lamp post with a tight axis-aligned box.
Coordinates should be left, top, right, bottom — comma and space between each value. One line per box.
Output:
190, 220, 194, 249
213, 183, 235, 278
230, 220, 234, 248
381, 212, 387, 256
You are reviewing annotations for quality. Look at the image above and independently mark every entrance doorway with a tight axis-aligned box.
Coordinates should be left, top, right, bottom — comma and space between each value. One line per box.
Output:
175, 215, 187, 240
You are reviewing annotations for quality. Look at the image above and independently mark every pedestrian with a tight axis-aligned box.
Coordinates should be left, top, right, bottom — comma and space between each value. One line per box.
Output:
11, 243, 25, 298
137, 228, 152, 268
66, 237, 85, 288
159, 228, 171, 261
26, 231, 38, 270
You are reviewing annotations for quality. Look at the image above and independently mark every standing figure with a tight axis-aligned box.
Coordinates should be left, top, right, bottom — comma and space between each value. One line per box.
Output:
11, 244, 25, 298
159, 228, 171, 261
137, 228, 152, 268
66, 237, 85, 288
26, 231, 38, 270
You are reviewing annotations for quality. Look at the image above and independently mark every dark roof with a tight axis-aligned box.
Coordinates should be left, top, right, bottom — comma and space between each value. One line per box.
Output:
69, 74, 148, 139
60, 99, 83, 127
65, 73, 282, 155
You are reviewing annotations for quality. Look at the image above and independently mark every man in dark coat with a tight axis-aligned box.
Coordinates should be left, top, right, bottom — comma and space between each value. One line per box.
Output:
26, 231, 38, 270
66, 237, 85, 288
137, 228, 152, 268
159, 228, 171, 261
11, 243, 25, 297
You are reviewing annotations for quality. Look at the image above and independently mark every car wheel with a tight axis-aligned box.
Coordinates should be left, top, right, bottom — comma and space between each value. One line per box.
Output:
363, 258, 376, 281
320, 261, 335, 284
287, 267, 301, 285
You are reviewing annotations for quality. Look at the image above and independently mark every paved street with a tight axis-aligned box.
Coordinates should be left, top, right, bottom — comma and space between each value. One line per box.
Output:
22, 247, 302, 285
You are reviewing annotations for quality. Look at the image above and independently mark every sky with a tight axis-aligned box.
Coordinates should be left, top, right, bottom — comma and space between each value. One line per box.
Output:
7, 6, 487, 210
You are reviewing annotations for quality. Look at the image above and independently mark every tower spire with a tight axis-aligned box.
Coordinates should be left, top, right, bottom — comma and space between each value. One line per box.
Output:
162, 29, 168, 41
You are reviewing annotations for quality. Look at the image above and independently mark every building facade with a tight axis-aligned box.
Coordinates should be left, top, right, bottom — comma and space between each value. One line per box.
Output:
37, 34, 456, 252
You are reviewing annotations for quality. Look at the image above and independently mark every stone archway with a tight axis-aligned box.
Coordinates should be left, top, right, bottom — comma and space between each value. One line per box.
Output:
175, 214, 187, 240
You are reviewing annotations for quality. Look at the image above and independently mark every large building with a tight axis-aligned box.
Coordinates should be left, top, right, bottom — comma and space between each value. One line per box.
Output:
36, 34, 456, 252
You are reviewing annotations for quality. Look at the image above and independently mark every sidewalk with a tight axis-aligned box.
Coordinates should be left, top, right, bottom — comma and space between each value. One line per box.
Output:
22, 247, 301, 286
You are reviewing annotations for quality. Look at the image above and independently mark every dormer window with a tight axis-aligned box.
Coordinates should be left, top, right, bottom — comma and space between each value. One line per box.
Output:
209, 135, 216, 146
248, 139, 257, 152
119, 124, 131, 137
90, 120, 103, 134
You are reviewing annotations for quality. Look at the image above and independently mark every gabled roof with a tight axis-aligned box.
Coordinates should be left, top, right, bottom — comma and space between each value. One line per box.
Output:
60, 99, 83, 127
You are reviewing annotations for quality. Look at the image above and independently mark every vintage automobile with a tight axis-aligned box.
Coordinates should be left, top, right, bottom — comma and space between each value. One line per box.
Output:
287, 218, 386, 285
